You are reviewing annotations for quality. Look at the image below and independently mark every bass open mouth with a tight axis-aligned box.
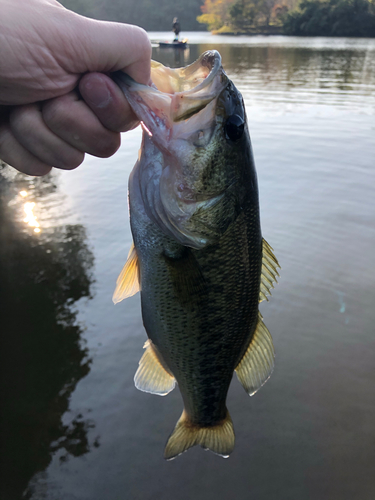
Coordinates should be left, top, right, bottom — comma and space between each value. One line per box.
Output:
111, 51, 228, 150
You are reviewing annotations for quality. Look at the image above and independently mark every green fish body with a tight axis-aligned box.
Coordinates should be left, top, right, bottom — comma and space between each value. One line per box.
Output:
112, 51, 279, 459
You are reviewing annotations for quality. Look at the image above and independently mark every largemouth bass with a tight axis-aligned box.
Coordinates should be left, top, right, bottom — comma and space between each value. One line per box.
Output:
112, 51, 279, 460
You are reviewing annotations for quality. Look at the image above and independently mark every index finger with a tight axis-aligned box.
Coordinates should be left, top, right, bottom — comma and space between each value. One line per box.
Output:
63, 18, 152, 85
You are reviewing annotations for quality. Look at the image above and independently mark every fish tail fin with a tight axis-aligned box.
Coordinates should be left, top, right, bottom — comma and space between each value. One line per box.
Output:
164, 409, 235, 460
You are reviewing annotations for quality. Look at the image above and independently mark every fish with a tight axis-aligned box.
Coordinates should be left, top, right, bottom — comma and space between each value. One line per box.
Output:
111, 51, 279, 460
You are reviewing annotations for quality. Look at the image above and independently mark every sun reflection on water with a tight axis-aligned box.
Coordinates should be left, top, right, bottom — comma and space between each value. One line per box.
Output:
21, 191, 41, 233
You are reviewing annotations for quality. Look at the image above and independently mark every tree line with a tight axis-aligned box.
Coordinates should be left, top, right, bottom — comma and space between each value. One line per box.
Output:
197, 0, 375, 36
60, 0, 375, 36
283, 0, 375, 36
59, 0, 205, 31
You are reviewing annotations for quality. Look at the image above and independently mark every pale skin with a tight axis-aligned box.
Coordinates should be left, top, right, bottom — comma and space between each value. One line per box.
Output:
0, 0, 152, 175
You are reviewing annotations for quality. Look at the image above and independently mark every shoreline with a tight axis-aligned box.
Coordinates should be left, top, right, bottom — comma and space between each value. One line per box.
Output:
212, 27, 283, 36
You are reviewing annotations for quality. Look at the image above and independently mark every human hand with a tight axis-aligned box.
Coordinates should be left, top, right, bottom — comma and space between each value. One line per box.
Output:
0, 0, 151, 175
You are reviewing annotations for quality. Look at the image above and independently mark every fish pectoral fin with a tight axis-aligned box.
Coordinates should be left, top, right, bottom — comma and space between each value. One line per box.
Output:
164, 409, 235, 461
112, 243, 140, 304
164, 247, 207, 303
134, 340, 176, 396
235, 312, 275, 396
259, 238, 280, 303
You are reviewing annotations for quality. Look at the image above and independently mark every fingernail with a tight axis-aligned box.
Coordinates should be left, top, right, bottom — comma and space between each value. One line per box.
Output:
84, 79, 111, 109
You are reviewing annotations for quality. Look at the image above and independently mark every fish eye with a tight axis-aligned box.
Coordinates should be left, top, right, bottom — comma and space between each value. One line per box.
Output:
224, 114, 244, 142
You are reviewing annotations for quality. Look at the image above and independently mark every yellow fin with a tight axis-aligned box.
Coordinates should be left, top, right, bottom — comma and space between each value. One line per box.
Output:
134, 340, 176, 396
235, 312, 275, 396
112, 243, 140, 304
164, 409, 235, 460
259, 238, 280, 303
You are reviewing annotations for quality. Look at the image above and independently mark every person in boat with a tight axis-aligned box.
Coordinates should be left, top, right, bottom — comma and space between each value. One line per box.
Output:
172, 17, 181, 42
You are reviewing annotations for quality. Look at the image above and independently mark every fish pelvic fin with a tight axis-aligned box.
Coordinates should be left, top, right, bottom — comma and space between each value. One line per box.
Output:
259, 238, 280, 303
112, 243, 140, 304
134, 340, 176, 396
164, 409, 235, 461
235, 312, 275, 396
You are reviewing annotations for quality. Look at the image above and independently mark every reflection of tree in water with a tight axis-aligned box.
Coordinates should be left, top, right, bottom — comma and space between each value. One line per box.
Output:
152, 46, 191, 69
0, 163, 96, 500
165, 43, 375, 99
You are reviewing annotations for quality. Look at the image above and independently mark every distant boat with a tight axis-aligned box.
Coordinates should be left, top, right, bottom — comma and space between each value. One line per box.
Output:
158, 39, 188, 49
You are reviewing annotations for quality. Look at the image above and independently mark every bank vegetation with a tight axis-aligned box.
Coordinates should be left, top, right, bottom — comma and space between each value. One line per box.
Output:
197, 0, 375, 36
60, 0, 375, 36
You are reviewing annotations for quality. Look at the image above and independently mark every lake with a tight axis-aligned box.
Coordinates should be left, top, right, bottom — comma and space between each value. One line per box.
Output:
1, 33, 374, 500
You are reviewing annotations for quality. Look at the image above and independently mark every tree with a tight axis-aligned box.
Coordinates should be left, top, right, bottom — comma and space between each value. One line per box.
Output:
229, 0, 258, 30
197, 0, 236, 30
283, 0, 375, 36
60, 0, 206, 31
198, 0, 288, 31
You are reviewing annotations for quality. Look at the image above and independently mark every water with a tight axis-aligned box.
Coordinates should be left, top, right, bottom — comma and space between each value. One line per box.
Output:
1, 34, 374, 500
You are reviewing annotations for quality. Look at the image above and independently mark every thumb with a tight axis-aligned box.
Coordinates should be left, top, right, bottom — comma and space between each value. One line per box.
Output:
60, 14, 152, 85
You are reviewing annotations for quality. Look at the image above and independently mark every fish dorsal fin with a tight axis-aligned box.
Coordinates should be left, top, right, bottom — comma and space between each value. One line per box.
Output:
235, 312, 275, 396
112, 243, 140, 304
134, 340, 176, 396
259, 238, 280, 303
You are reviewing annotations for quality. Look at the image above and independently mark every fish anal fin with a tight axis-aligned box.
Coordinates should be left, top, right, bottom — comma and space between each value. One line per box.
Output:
235, 312, 275, 396
259, 238, 280, 303
134, 340, 176, 396
112, 243, 140, 304
164, 409, 235, 460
